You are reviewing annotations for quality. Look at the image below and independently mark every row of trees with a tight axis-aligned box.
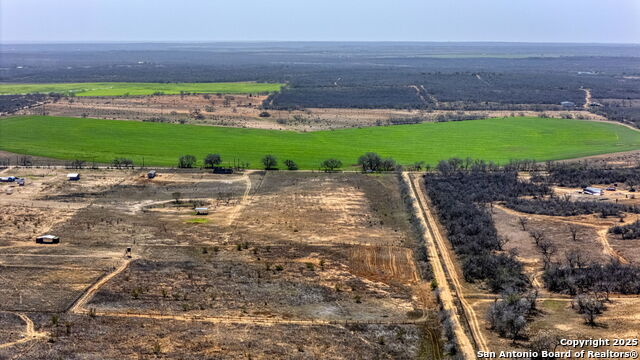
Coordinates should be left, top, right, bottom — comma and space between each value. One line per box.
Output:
177, 154, 344, 172
176, 152, 405, 172
547, 163, 640, 188
505, 196, 639, 217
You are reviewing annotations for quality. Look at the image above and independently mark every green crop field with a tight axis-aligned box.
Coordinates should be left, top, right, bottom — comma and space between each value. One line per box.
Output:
1, 116, 639, 169
0, 82, 283, 96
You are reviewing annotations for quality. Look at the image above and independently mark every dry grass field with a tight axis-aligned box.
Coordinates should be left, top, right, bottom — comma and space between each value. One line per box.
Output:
0, 168, 440, 359
14, 94, 605, 131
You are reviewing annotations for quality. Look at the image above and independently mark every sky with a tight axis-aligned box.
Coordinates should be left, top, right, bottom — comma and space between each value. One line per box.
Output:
1, 0, 639, 44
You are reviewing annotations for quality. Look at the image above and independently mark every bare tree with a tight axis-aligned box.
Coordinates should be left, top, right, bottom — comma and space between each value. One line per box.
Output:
537, 238, 557, 269
497, 235, 511, 251
529, 330, 561, 357
565, 248, 586, 269
529, 230, 545, 247
568, 224, 580, 242
518, 217, 529, 231
572, 294, 604, 326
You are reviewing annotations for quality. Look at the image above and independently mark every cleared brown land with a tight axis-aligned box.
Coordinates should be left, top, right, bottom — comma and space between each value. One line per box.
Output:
465, 199, 640, 354
13, 94, 605, 131
0, 169, 440, 359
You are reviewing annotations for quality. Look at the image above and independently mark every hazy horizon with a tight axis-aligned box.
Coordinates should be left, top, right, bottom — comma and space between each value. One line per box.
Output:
1, 0, 639, 44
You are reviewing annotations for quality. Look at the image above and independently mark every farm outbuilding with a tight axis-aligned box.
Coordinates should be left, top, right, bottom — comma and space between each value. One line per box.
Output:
583, 187, 603, 195
67, 173, 80, 181
195, 207, 209, 215
36, 235, 60, 244
561, 101, 576, 108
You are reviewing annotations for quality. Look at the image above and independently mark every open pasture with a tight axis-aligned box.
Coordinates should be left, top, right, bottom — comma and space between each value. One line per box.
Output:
0, 82, 283, 96
0, 169, 439, 358
2, 115, 640, 169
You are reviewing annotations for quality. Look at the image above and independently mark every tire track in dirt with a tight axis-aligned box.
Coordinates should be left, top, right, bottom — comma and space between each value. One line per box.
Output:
71, 309, 428, 326
402, 173, 478, 359
68, 259, 132, 314
0, 313, 47, 350
409, 85, 428, 104
410, 174, 489, 354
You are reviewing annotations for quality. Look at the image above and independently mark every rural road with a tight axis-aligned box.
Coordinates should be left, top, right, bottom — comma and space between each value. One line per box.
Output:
582, 88, 592, 109
403, 172, 482, 359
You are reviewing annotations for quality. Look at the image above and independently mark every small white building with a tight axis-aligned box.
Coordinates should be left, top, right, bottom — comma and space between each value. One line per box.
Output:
36, 235, 60, 244
67, 173, 80, 181
195, 207, 209, 215
583, 187, 603, 195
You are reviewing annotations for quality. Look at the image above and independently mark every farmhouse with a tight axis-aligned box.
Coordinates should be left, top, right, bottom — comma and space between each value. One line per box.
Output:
67, 173, 80, 181
195, 207, 209, 215
583, 187, 604, 195
36, 235, 60, 244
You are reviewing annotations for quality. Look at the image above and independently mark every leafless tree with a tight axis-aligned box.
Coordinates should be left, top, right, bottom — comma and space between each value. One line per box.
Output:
572, 294, 604, 326
565, 248, 586, 269
537, 238, 556, 269
568, 224, 580, 242
518, 217, 529, 231
529, 230, 545, 247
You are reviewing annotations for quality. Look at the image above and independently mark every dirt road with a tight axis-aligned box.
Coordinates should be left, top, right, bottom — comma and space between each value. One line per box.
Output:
0, 313, 47, 350
402, 172, 479, 359
582, 88, 592, 109
68, 259, 132, 314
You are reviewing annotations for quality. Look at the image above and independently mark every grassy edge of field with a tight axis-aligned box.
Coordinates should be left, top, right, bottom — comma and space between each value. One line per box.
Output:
0, 82, 284, 96
1, 115, 639, 169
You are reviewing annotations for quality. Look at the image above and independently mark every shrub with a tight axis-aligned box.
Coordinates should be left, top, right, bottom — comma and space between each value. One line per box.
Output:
203, 153, 222, 168
283, 159, 298, 170
357, 152, 382, 172
320, 158, 342, 172
262, 154, 278, 170
178, 154, 197, 168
